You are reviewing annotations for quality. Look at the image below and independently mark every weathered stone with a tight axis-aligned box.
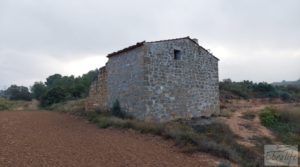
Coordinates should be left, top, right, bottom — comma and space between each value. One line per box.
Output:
85, 67, 107, 112
85, 37, 220, 122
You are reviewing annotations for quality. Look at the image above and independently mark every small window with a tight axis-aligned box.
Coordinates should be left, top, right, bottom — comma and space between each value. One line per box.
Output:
174, 49, 181, 60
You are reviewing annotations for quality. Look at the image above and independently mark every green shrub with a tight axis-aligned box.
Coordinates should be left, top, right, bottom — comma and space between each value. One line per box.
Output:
40, 87, 67, 107
96, 116, 116, 128
109, 100, 126, 118
259, 108, 279, 127
260, 106, 300, 145
279, 92, 292, 101
86, 112, 99, 123
3, 85, 32, 101
0, 104, 9, 111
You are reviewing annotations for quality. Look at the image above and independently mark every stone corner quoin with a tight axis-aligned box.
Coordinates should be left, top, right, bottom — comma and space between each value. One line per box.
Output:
85, 37, 220, 122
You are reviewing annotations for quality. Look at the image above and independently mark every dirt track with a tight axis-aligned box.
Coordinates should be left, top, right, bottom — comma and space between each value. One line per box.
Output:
0, 111, 221, 167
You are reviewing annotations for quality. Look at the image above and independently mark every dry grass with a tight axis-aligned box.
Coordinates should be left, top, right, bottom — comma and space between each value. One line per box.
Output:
0, 97, 31, 111
47, 99, 86, 116
276, 105, 300, 124
219, 108, 236, 118
260, 105, 300, 145
240, 110, 256, 120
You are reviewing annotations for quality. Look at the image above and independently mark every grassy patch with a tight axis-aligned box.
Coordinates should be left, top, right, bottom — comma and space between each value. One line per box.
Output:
259, 107, 279, 127
0, 97, 31, 111
47, 99, 86, 116
259, 106, 300, 145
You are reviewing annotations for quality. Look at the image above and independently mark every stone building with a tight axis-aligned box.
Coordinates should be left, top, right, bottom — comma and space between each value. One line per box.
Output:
85, 37, 220, 121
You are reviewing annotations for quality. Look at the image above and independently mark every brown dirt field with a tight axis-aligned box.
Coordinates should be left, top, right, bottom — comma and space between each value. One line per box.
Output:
0, 111, 224, 167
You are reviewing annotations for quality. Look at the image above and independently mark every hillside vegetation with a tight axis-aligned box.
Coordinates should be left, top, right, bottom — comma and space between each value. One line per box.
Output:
260, 105, 300, 145
0, 69, 99, 107
272, 79, 300, 86
220, 79, 300, 101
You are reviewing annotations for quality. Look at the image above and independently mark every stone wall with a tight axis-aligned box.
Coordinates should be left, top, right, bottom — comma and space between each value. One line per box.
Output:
106, 46, 146, 119
85, 67, 107, 112
142, 39, 220, 121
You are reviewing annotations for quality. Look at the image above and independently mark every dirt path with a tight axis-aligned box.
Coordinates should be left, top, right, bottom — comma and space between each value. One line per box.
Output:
220, 101, 293, 147
221, 105, 276, 146
0, 111, 223, 167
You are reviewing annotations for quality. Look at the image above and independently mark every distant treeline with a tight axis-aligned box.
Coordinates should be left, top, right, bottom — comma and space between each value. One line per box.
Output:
272, 79, 300, 86
1, 73, 299, 106
220, 79, 300, 101
0, 69, 99, 106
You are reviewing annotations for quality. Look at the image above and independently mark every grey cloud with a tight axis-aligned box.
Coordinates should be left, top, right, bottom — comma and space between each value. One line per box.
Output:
0, 50, 65, 87
0, 0, 299, 87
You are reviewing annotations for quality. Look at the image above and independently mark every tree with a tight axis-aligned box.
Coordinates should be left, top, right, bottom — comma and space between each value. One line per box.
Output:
35, 69, 99, 106
31, 82, 47, 100
4, 85, 32, 101
40, 87, 66, 106
0, 90, 4, 97
45, 74, 62, 87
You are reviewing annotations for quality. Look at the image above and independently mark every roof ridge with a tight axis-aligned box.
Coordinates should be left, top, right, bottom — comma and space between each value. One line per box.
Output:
147, 36, 190, 43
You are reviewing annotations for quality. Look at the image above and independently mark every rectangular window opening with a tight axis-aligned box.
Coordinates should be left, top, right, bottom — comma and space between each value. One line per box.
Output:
174, 49, 181, 60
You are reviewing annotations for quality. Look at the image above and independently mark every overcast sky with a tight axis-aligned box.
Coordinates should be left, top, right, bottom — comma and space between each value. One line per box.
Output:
0, 0, 299, 89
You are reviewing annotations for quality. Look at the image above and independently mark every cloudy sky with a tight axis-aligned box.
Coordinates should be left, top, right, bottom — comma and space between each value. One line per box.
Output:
0, 0, 299, 89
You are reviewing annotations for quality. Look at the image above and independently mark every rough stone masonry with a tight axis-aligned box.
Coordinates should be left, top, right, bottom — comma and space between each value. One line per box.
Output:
85, 37, 220, 121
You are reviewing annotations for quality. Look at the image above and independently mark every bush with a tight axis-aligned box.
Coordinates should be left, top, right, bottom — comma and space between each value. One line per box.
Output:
110, 100, 126, 118
0, 104, 9, 111
260, 106, 300, 145
3, 85, 32, 101
40, 87, 66, 107
279, 91, 292, 101
259, 108, 279, 127
31, 82, 47, 100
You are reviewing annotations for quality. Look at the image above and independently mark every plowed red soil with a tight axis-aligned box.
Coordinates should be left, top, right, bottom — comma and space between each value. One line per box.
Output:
0, 111, 222, 167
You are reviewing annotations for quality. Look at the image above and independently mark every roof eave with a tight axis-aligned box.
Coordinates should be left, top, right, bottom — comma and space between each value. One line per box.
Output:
107, 41, 145, 58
